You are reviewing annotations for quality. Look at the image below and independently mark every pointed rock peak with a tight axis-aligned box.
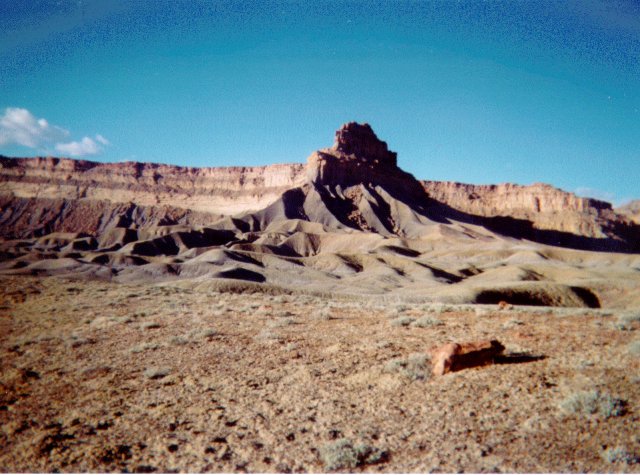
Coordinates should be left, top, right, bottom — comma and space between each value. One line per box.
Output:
331, 122, 397, 167
306, 122, 422, 196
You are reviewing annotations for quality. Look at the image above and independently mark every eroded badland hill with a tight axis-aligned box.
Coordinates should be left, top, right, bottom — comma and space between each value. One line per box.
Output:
1, 123, 639, 472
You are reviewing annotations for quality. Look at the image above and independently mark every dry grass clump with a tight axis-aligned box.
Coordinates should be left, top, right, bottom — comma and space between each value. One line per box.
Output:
615, 311, 640, 331
319, 438, 387, 471
384, 353, 431, 381
312, 308, 333, 320
558, 390, 626, 418
143, 367, 171, 379
412, 316, 443, 328
269, 317, 296, 328
502, 319, 525, 329
255, 328, 283, 344
628, 340, 640, 356
140, 321, 161, 330
601, 446, 639, 465
130, 342, 160, 354
433, 303, 454, 314
474, 307, 491, 317
168, 335, 190, 346
90, 316, 119, 328
67, 335, 95, 348
195, 328, 217, 339
390, 316, 415, 327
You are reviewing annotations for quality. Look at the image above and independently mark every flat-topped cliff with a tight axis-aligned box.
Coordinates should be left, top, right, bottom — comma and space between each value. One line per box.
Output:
421, 180, 618, 238
0, 156, 306, 213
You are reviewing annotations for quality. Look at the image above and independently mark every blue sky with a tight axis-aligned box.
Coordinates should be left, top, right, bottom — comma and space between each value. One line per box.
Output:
1, 1, 638, 204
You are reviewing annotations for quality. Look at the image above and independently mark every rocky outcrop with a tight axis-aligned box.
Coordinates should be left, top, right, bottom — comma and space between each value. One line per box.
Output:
333, 122, 397, 166
306, 122, 423, 198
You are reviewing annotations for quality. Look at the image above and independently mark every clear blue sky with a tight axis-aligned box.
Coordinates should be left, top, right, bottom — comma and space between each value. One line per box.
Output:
1, 1, 638, 204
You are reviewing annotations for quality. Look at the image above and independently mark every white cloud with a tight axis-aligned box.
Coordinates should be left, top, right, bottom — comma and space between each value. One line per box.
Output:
0, 107, 110, 158
95, 134, 110, 145
55, 136, 105, 157
0, 107, 69, 148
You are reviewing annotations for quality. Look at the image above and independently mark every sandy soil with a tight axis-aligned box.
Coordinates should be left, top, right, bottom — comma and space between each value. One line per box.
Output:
1, 275, 639, 473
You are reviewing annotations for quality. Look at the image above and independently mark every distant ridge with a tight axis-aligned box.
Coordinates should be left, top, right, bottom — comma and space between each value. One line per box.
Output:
0, 122, 638, 252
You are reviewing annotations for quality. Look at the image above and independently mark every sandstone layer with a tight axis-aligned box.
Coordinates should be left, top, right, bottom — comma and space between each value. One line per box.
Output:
0, 156, 305, 237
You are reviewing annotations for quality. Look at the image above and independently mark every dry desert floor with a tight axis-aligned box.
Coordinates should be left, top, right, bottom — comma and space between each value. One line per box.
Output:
1, 275, 639, 472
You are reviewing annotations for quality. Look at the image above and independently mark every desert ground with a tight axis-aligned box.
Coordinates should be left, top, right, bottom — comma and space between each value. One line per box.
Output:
1, 274, 639, 473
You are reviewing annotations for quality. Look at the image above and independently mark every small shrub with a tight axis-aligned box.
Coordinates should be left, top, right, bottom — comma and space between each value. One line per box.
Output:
412, 316, 442, 328
144, 367, 171, 379
628, 340, 640, 356
199, 328, 218, 339
256, 329, 283, 343
614, 321, 633, 331
269, 318, 296, 328
313, 308, 332, 321
168, 335, 190, 346
111, 315, 134, 324
602, 446, 639, 465
130, 342, 160, 354
615, 312, 640, 331
68, 336, 95, 348
504, 319, 524, 327
559, 390, 626, 418
384, 353, 430, 381
578, 360, 594, 369
434, 304, 454, 314
620, 311, 640, 324
319, 438, 387, 471
390, 317, 415, 327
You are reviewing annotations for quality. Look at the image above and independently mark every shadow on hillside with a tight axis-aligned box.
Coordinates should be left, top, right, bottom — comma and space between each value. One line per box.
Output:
304, 179, 640, 254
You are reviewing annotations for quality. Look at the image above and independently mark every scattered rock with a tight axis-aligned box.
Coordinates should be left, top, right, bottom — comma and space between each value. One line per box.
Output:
429, 340, 505, 376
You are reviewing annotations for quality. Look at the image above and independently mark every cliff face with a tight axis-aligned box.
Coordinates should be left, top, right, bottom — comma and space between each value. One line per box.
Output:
0, 156, 306, 237
421, 180, 616, 238
0, 156, 306, 213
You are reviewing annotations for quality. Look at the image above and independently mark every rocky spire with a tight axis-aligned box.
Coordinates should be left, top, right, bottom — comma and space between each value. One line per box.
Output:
306, 122, 412, 189
331, 122, 397, 167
